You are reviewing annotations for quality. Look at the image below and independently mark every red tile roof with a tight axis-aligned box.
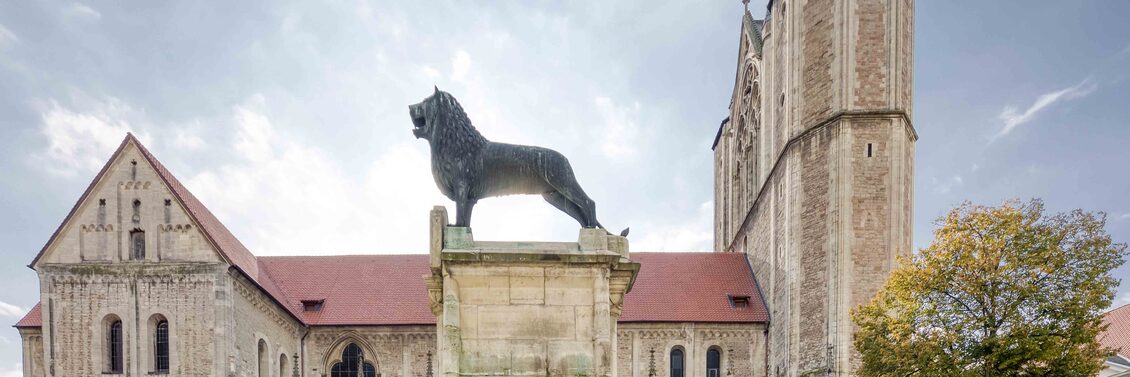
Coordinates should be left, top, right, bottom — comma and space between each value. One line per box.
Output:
18, 133, 767, 328
14, 303, 41, 328
16, 252, 767, 327
257, 252, 766, 326
1102, 303, 1130, 356
620, 252, 768, 323
258, 255, 435, 325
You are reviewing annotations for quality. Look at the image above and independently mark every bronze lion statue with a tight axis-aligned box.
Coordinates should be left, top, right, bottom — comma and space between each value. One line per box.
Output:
409, 87, 606, 230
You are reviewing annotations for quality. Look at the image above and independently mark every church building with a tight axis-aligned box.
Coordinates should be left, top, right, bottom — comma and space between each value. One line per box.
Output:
15, 1, 914, 376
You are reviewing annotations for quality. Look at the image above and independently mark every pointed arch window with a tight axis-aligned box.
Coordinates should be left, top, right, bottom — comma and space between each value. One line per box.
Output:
670, 347, 685, 377
331, 343, 376, 377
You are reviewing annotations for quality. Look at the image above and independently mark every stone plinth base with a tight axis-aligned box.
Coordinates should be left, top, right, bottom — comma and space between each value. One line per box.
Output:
424, 207, 638, 377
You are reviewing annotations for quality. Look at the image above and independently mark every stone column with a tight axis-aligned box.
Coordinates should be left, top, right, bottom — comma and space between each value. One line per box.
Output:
425, 207, 639, 377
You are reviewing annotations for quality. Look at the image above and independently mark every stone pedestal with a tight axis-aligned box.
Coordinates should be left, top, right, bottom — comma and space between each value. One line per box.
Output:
424, 207, 639, 377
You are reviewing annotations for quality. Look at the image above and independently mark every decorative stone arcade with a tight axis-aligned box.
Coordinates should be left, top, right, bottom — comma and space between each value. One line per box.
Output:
424, 207, 639, 377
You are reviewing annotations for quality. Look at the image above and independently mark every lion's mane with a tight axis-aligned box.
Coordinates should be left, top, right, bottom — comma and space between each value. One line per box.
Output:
429, 92, 488, 160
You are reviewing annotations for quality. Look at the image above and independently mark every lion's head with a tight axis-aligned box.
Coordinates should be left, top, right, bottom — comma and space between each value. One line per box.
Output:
409, 87, 487, 152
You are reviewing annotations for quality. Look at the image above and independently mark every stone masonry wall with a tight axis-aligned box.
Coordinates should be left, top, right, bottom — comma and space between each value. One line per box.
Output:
304, 326, 436, 377
714, 1, 915, 375
230, 274, 303, 377
38, 263, 223, 377
616, 323, 766, 377
19, 327, 45, 377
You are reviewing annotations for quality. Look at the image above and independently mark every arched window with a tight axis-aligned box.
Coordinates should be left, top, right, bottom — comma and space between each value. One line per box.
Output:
331, 343, 376, 377
153, 316, 169, 373
669, 348, 684, 377
280, 353, 289, 377
130, 229, 145, 260
258, 339, 268, 377
707, 348, 722, 377
106, 316, 124, 373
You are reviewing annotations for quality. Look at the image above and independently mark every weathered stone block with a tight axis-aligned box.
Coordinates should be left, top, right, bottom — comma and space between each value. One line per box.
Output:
458, 275, 511, 305
429, 221, 639, 377
545, 276, 595, 306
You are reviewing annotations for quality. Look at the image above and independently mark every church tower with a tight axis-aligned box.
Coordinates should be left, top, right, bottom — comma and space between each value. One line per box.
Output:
713, 0, 915, 375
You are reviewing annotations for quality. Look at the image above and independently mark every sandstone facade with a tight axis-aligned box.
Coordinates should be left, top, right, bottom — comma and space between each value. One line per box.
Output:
427, 218, 639, 377
616, 323, 767, 377
713, 1, 915, 375
17, 136, 768, 377
13, 3, 914, 376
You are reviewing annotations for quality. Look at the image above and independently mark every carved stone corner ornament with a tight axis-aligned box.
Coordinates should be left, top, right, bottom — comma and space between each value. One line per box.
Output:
424, 275, 443, 316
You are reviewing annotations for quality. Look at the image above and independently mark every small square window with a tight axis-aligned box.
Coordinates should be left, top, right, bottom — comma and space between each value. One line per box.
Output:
301, 300, 324, 312
729, 295, 751, 308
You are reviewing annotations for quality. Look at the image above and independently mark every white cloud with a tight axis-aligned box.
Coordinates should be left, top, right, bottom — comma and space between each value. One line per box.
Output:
1117, 213, 1130, 221
186, 97, 450, 254
451, 50, 472, 83
994, 79, 1096, 141
0, 300, 26, 318
173, 129, 205, 150
232, 106, 276, 162
0, 363, 21, 377
39, 100, 141, 177
0, 23, 19, 49
633, 201, 713, 251
593, 96, 642, 160
65, 3, 101, 20
420, 66, 441, 81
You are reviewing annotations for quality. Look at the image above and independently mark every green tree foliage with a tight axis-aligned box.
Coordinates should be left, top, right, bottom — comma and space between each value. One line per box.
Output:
853, 199, 1127, 376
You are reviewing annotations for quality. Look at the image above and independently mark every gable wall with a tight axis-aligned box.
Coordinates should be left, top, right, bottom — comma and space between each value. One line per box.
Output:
39, 143, 221, 265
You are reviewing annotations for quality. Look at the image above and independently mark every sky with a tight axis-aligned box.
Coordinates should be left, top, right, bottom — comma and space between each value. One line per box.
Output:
0, 0, 1127, 372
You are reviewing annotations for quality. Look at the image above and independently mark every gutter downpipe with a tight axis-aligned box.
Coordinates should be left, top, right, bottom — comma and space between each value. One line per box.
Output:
300, 326, 311, 377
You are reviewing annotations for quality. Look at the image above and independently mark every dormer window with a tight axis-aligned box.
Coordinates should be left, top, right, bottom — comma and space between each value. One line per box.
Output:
301, 300, 324, 312
729, 295, 751, 309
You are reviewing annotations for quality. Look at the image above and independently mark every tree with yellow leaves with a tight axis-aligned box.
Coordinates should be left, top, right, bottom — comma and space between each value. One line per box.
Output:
853, 199, 1126, 376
